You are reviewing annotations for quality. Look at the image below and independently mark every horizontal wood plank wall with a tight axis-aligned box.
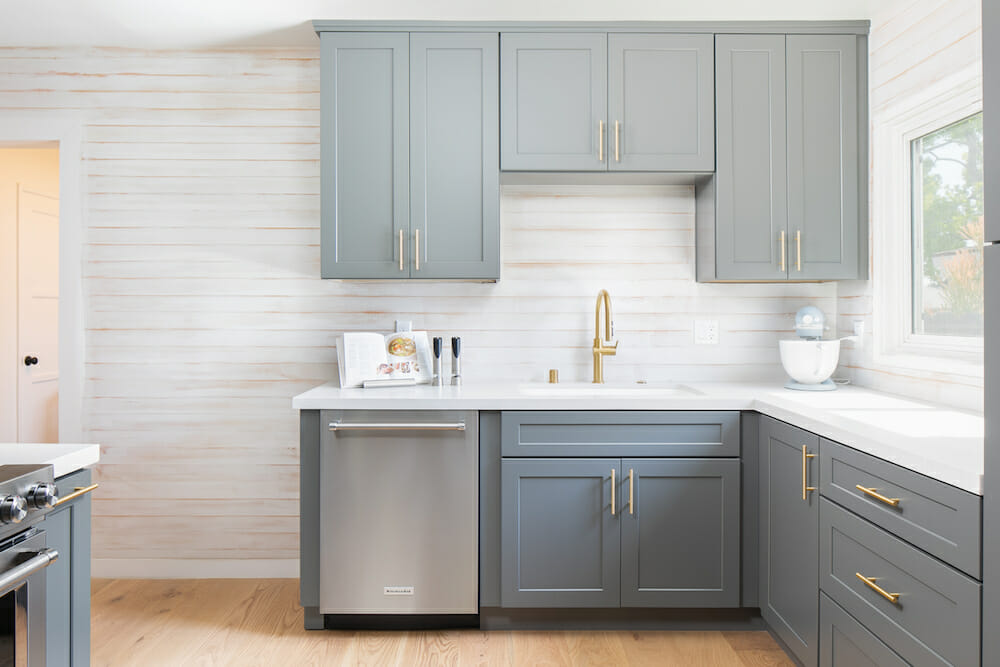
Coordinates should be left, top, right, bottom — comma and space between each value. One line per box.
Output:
0, 47, 836, 571
836, 0, 983, 410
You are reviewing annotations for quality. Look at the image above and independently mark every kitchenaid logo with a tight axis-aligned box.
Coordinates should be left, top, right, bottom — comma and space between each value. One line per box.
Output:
384, 586, 414, 596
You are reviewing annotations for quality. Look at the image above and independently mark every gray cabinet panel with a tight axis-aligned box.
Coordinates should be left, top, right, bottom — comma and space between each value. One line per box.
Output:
608, 33, 714, 172
46, 468, 92, 667
819, 593, 907, 667
819, 498, 981, 667
786, 35, 859, 280
501, 411, 740, 458
621, 459, 740, 607
715, 35, 788, 280
759, 416, 820, 667
320, 33, 409, 279
501, 33, 607, 171
820, 438, 982, 579
501, 459, 620, 607
410, 33, 500, 279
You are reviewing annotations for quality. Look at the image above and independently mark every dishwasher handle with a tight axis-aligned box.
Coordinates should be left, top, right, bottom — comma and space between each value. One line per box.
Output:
329, 421, 466, 432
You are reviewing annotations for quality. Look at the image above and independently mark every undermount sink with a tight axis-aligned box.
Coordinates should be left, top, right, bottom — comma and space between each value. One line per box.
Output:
518, 382, 703, 397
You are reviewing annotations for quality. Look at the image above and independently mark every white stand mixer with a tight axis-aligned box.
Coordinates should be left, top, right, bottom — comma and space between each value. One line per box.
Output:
779, 306, 856, 391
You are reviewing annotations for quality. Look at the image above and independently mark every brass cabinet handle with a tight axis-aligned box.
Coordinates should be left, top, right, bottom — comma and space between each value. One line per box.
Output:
856, 572, 901, 604
628, 468, 634, 515
856, 485, 901, 507
796, 230, 802, 272
55, 483, 99, 506
780, 230, 787, 272
614, 121, 621, 162
398, 230, 404, 272
610, 468, 615, 516
598, 120, 605, 162
414, 229, 420, 271
802, 446, 817, 500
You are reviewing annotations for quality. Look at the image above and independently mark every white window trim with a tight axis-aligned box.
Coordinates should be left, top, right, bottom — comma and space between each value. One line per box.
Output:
872, 64, 984, 378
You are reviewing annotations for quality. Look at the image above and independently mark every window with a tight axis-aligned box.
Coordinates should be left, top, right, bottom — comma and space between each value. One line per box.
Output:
910, 113, 984, 338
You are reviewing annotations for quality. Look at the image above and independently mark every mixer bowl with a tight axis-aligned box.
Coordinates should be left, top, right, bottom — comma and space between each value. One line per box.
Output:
779, 339, 841, 385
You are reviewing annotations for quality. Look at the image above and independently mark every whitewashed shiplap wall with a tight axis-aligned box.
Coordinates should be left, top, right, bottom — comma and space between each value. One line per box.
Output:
836, 0, 984, 411
0, 47, 836, 573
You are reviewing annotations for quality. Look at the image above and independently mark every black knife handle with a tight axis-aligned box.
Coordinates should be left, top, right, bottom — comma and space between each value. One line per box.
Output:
451, 337, 461, 358
433, 337, 442, 359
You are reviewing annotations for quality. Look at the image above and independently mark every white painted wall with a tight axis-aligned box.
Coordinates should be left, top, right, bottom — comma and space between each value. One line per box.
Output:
836, 0, 983, 410
0, 47, 840, 573
0, 147, 60, 442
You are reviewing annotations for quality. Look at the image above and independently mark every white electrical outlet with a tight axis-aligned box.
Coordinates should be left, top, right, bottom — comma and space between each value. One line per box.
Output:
694, 320, 719, 345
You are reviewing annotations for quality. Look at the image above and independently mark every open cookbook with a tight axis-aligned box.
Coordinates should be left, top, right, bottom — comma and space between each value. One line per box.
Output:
336, 331, 433, 388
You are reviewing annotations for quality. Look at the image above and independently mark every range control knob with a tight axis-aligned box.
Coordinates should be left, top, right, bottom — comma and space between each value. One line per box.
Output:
0, 496, 28, 524
26, 483, 58, 509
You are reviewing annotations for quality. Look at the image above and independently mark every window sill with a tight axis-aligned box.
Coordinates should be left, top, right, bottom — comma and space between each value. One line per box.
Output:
872, 348, 984, 379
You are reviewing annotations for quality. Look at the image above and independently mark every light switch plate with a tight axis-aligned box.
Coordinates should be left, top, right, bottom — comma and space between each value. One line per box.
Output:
694, 320, 719, 345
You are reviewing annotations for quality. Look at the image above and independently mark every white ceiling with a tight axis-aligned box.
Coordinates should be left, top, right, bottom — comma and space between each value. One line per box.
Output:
2, 0, 875, 49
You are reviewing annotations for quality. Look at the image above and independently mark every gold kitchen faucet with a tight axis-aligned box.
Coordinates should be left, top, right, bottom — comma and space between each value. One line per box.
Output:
592, 289, 618, 383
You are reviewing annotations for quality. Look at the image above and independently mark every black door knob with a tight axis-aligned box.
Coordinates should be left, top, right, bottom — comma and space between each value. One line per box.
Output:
24, 356, 38, 366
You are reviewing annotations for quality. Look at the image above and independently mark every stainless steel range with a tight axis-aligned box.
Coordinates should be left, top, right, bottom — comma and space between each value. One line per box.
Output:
0, 465, 60, 667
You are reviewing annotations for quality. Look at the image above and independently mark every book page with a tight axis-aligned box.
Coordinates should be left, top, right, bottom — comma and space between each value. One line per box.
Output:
337, 333, 388, 387
383, 331, 433, 384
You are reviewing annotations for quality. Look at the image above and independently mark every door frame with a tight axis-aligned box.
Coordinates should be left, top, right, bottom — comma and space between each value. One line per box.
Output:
0, 114, 84, 442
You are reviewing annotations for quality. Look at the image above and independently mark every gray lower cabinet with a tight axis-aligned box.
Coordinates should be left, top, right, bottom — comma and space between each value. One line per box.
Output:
500, 458, 621, 607
320, 31, 500, 279
620, 459, 740, 607
607, 33, 714, 172
500, 33, 607, 171
819, 593, 907, 667
759, 416, 820, 667
46, 468, 92, 667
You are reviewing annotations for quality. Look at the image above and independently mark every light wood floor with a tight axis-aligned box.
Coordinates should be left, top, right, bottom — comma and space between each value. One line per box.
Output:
91, 579, 793, 666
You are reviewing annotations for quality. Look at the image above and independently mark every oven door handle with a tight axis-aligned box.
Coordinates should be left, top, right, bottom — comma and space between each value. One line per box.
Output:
0, 548, 58, 596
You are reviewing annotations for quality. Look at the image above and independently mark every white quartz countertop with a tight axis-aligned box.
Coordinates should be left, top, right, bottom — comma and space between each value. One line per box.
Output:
0, 443, 100, 478
293, 381, 985, 495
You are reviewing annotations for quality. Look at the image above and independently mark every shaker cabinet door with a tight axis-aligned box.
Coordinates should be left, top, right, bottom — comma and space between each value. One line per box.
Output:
410, 33, 500, 279
786, 35, 860, 280
714, 35, 789, 280
320, 32, 410, 278
500, 33, 608, 171
608, 34, 714, 172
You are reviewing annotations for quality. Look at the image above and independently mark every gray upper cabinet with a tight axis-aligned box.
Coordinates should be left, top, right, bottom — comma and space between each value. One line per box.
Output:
608, 34, 714, 171
410, 33, 500, 279
500, 33, 607, 171
319, 31, 500, 280
759, 416, 820, 667
786, 35, 859, 280
712, 35, 788, 281
501, 458, 621, 607
320, 33, 409, 279
700, 33, 866, 282
620, 459, 740, 607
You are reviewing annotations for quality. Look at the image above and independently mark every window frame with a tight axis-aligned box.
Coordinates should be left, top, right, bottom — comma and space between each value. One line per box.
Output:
872, 66, 984, 375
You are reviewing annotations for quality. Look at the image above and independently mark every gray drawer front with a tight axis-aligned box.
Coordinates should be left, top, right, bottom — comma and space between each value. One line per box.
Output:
501, 411, 740, 457
820, 438, 982, 578
820, 499, 981, 667
820, 593, 907, 667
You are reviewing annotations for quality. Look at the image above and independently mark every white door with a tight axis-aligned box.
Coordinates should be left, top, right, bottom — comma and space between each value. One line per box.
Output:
17, 184, 59, 442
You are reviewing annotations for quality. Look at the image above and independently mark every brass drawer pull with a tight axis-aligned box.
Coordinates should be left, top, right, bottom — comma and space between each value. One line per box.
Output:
796, 230, 802, 272
856, 572, 901, 604
598, 120, 605, 162
628, 468, 634, 515
856, 485, 901, 507
414, 229, 420, 271
802, 445, 816, 500
55, 483, 99, 506
398, 230, 404, 272
780, 230, 787, 272
610, 468, 616, 516
614, 120, 621, 162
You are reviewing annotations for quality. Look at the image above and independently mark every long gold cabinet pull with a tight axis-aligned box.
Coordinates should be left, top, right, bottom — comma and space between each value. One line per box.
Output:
414, 229, 420, 271
856, 485, 901, 507
398, 230, 404, 272
802, 445, 817, 500
796, 230, 802, 272
856, 572, 901, 604
610, 468, 616, 516
628, 468, 634, 515
614, 121, 621, 162
55, 483, 99, 506
598, 121, 605, 162
779, 230, 787, 273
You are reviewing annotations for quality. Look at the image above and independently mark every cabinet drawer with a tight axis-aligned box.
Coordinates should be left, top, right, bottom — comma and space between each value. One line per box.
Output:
820, 438, 981, 578
820, 593, 906, 667
501, 411, 739, 457
820, 499, 981, 667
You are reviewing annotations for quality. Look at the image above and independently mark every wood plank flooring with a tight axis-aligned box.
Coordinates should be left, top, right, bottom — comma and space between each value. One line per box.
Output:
91, 579, 793, 666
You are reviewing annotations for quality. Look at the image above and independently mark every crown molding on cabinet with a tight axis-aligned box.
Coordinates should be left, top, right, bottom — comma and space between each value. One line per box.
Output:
312, 20, 871, 36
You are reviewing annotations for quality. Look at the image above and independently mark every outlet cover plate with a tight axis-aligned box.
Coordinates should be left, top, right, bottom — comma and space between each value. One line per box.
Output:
694, 319, 719, 345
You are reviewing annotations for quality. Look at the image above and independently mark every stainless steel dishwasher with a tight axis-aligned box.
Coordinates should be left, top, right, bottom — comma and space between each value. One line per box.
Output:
319, 410, 478, 616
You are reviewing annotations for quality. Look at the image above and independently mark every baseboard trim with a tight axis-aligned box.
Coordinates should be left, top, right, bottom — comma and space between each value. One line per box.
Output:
92, 558, 299, 579
479, 607, 765, 631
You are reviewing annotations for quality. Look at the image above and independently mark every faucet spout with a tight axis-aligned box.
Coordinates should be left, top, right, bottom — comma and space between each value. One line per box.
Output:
593, 289, 618, 384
